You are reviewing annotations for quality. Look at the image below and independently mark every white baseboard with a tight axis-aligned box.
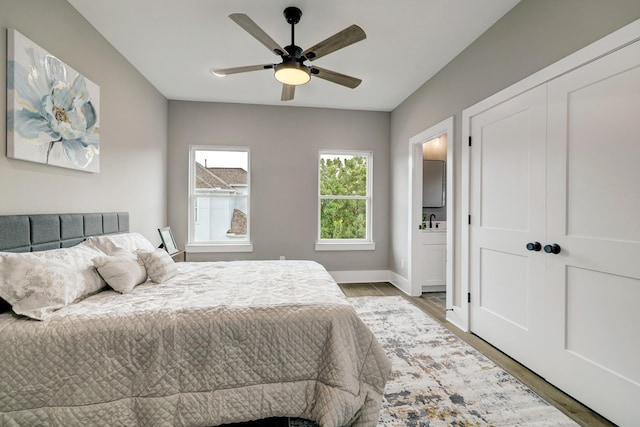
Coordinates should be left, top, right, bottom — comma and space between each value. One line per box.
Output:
328, 270, 391, 284
328, 269, 420, 297
387, 270, 414, 296
446, 307, 468, 333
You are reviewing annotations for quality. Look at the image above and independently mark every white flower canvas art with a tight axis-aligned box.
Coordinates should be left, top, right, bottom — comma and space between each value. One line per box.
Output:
6, 29, 100, 172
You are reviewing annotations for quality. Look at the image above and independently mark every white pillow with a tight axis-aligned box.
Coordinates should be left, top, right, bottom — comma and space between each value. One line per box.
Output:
136, 249, 177, 283
0, 244, 107, 320
84, 232, 155, 254
93, 249, 147, 293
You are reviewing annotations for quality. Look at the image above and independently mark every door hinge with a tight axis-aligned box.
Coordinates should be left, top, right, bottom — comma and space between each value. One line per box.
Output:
468, 136, 472, 147
467, 293, 471, 303
468, 215, 471, 225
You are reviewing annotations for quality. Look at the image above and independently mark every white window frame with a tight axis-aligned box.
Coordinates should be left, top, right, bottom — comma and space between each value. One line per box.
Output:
186, 145, 253, 253
315, 150, 375, 251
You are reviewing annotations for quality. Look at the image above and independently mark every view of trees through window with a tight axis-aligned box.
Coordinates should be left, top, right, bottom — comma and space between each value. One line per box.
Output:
319, 153, 370, 240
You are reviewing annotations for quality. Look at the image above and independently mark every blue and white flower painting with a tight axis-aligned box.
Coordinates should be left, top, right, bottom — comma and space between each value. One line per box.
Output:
7, 29, 100, 172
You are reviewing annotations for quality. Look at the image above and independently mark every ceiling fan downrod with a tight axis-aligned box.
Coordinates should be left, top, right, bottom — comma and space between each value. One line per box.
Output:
284, 6, 302, 58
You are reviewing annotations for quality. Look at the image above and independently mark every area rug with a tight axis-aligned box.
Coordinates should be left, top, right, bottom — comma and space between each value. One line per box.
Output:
353, 296, 578, 426
292, 296, 577, 427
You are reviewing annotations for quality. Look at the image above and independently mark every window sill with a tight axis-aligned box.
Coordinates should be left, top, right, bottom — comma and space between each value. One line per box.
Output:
315, 242, 376, 251
186, 243, 253, 253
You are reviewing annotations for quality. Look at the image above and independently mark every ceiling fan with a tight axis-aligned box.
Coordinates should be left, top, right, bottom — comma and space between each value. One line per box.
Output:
211, 7, 366, 101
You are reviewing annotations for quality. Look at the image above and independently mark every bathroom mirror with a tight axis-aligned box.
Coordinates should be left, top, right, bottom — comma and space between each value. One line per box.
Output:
423, 160, 445, 208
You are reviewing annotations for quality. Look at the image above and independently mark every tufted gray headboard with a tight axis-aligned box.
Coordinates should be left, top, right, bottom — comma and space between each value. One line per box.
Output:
0, 212, 129, 253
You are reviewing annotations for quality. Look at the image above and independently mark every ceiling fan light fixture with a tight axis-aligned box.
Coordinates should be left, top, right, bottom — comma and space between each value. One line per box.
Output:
218, 7, 366, 100
274, 62, 311, 86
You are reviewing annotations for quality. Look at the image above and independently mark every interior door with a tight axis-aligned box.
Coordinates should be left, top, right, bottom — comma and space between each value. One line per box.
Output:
545, 40, 640, 427
469, 86, 547, 375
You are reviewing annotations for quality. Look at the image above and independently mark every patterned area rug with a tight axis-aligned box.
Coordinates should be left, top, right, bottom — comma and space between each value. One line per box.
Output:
291, 296, 577, 427
350, 296, 578, 426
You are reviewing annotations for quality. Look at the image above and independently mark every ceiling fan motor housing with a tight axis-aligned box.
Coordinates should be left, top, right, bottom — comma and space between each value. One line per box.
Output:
284, 44, 303, 59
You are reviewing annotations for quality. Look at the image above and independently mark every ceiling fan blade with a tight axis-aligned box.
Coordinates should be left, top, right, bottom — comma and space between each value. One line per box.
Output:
311, 67, 362, 89
211, 64, 273, 76
229, 13, 287, 56
281, 84, 295, 101
302, 24, 366, 61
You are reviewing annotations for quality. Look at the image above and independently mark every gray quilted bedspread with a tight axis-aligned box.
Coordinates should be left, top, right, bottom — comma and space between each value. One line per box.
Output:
0, 260, 391, 426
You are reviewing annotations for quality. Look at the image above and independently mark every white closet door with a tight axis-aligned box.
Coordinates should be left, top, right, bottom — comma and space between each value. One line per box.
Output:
546, 40, 640, 427
469, 86, 548, 375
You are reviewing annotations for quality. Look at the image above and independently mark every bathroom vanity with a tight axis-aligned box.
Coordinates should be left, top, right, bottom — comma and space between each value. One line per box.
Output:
420, 225, 446, 292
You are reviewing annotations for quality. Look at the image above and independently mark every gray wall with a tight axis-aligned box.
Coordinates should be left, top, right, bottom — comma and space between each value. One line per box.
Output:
0, 0, 168, 244
390, 0, 640, 298
5, 0, 638, 278
168, 101, 390, 271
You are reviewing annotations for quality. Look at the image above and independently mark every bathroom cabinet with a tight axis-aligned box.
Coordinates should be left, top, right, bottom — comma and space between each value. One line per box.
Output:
419, 230, 446, 292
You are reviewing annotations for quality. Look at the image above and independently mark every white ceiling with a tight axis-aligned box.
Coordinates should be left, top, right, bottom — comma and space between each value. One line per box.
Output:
67, 0, 520, 112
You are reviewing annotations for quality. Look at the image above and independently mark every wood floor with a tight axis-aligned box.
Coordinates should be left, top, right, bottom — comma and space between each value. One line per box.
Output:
339, 282, 616, 427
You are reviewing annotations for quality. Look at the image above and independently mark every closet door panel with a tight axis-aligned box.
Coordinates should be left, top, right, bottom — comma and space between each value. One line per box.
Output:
479, 248, 528, 328
546, 40, 640, 427
469, 85, 547, 375
479, 118, 530, 231
565, 63, 640, 242
565, 266, 640, 384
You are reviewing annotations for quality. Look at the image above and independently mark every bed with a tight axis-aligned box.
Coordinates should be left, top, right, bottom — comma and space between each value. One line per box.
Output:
0, 213, 391, 427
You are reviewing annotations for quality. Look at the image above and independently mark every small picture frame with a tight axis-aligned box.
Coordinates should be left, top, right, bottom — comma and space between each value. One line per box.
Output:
158, 227, 179, 255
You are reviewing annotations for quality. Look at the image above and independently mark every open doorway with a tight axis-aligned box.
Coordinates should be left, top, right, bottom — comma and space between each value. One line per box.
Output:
408, 117, 454, 317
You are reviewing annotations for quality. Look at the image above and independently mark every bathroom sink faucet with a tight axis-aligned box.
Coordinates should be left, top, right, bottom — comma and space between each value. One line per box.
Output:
429, 213, 436, 228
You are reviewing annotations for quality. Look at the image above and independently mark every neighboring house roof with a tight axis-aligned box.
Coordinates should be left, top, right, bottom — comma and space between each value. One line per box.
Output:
195, 163, 248, 236
195, 162, 234, 190
207, 167, 247, 186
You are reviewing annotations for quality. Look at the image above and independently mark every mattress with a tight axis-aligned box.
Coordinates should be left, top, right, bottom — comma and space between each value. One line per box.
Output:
0, 260, 391, 426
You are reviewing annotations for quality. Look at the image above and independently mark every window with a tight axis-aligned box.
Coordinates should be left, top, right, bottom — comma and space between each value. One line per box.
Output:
316, 150, 374, 251
187, 146, 251, 252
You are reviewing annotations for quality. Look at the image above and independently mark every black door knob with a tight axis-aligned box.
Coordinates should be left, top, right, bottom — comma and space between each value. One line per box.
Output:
526, 242, 541, 251
544, 243, 561, 254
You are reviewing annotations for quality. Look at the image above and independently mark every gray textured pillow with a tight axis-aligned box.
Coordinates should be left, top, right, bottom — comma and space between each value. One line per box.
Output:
0, 244, 106, 320
93, 250, 148, 293
136, 249, 177, 283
